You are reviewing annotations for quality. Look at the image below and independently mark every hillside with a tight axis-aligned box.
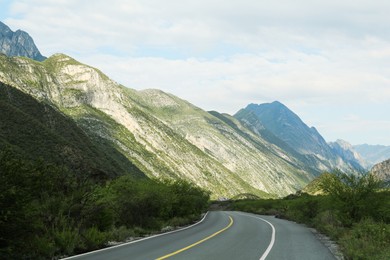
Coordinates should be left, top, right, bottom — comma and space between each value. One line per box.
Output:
370, 159, 390, 184
235, 102, 364, 173
300, 172, 334, 195
0, 54, 317, 198
0, 80, 144, 179
329, 139, 369, 170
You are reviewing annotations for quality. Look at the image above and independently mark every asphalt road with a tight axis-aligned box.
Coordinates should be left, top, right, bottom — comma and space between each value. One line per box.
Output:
63, 211, 336, 260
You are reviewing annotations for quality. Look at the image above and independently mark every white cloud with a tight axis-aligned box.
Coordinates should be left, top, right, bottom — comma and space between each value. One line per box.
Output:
7, 0, 390, 56
3, 0, 390, 145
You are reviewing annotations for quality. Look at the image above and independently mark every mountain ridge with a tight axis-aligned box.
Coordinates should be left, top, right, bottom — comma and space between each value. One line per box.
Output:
0, 80, 144, 180
0, 21, 46, 61
353, 144, 390, 166
0, 23, 368, 198
329, 139, 369, 170
237, 101, 331, 155
0, 53, 315, 198
234, 101, 365, 173
370, 158, 390, 184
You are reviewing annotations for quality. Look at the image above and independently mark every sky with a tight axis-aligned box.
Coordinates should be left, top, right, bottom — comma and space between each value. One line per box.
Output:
1, 0, 390, 145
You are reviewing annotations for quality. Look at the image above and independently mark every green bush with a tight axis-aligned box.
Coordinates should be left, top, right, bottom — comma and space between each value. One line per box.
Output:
30, 235, 56, 260
340, 218, 390, 260
282, 195, 321, 223
80, 227, 107, 252
229, 171, 389, 260
52, 226, 80, 256
0, 147, 209, 258
312, 210, 344, 239
107, 226, 136, 242
319, 171, 385, 226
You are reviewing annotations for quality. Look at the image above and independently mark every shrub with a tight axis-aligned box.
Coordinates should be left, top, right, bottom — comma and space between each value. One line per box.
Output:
1, 148, 210, 258
340, 218, 390, 260
229, 171, 390, 260
52, 227, 80, 256
107, 226, 136, 242
319, 171, 385, 226
80, 227, 107, 252
313, 210, 344, 240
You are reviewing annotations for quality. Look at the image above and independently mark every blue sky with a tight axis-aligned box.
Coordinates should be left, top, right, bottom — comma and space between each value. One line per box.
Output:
1, 0, 390, 145
0, 0, 12, 18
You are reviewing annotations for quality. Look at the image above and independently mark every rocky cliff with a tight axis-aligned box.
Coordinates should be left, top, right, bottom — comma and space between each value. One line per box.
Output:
370, 159, 390, 184
0, 21, 46, 61
329, 139, 368, 171
0, 81, 143, 179
0, 54, 315, 198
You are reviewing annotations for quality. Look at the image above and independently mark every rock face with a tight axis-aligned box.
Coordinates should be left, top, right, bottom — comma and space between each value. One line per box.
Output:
235, 102, 364, 173
0, 21, 46, 61
0, 54, 316, 198
370, 159, 390, 184
236, 102, 331, 155
0, 81, 143, 179
329, 139, 368, 171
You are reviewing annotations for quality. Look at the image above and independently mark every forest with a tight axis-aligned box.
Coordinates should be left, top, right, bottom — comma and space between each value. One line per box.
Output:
0, 147, 210, 259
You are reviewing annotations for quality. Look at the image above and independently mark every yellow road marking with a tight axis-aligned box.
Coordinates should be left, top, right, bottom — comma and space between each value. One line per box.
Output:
156, 215, 234, 260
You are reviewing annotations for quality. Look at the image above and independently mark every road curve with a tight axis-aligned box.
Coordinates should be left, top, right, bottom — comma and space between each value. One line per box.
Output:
63, 211, 336, 260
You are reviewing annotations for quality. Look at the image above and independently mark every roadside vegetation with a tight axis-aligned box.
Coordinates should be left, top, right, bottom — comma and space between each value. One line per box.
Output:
0, 148, 210, 259
229, 171, 390, 260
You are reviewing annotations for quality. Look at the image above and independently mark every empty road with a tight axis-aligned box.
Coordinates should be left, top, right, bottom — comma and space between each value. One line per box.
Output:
63, 211, 336, 260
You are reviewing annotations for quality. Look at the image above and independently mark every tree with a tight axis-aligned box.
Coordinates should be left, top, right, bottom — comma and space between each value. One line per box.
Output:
320, 171, 385, 226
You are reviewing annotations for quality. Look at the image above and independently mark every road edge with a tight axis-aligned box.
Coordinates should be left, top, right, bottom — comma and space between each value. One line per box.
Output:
61, 212, 209, 259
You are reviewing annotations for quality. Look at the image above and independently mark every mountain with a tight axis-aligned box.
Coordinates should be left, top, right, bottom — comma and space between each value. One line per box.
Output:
0, 21, 46, 61
329, 139, 369, 170
0, 54, 318, 198
0, 80, 144, 180
0, 23, 366, 198
234, 101, 364, 173
301, 172, 333, 195
236, 102, 330, 155
353, 144, 390, 166
370, 159, 390, 184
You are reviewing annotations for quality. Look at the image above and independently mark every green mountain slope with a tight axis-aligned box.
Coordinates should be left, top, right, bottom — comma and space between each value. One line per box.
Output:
127, 89, 312, 195
0, 54, 317, 198
0, 81, 144, 179
238, 102, 330, 155
235, 102, 364, 173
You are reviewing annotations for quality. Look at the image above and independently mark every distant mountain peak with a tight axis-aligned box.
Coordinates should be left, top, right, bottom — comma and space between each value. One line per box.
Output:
333, 139, 353, 148
329, 139, 368, 171
0, 54, 318, 197
0, 21, 12, 36
244, 101, 310, 136
270, 100, 285, 106
235, 101, 365, 173
0, 21, 46, 61
353, 144, 390, 166
248, 100, 285, 108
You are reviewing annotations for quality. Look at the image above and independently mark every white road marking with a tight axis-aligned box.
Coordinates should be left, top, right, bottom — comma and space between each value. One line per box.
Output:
62, 212, 209, 259
236, 212, 276, 260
